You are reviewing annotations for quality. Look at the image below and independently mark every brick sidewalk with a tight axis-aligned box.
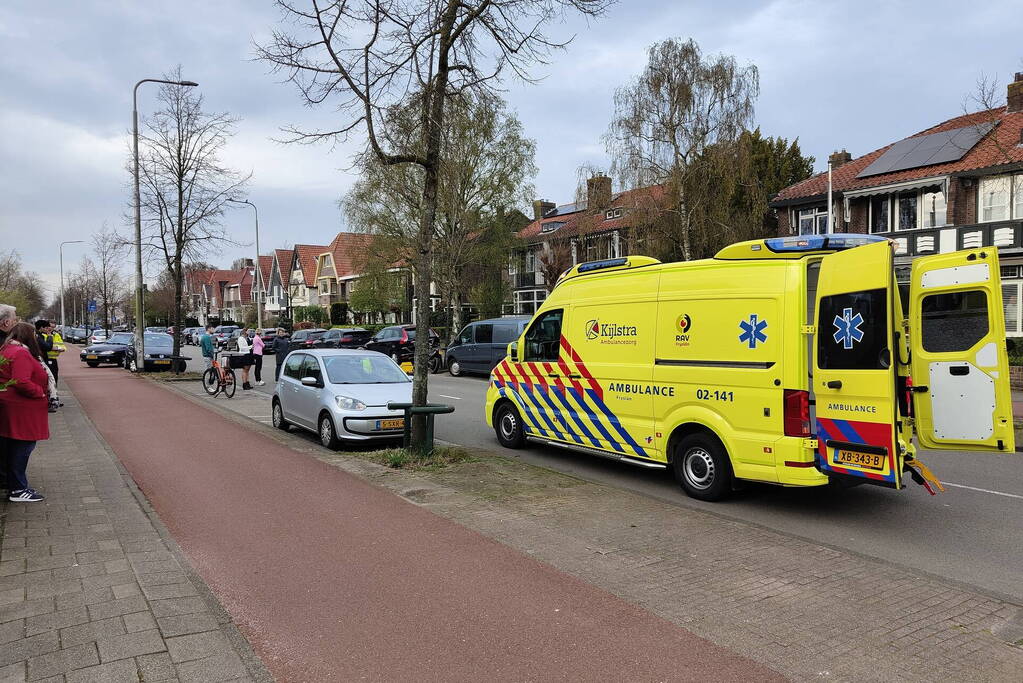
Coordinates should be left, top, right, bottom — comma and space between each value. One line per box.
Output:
0, 390, 269, 682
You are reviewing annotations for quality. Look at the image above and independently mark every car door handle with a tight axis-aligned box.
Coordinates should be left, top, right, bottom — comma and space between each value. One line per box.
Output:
826, 380, 843, 389
949, 366, 969, 376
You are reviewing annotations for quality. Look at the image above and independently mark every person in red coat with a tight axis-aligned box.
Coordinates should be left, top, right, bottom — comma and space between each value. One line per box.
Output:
0, 322, 50, 502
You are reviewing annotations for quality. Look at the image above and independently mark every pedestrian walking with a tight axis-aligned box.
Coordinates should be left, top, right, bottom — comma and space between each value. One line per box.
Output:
237, 328, 254, 390
0, 322, 51, 502
273, 327, 290, 382
0, 303, 16, 344
199, 325, 216, 371
252, 329, 265, 386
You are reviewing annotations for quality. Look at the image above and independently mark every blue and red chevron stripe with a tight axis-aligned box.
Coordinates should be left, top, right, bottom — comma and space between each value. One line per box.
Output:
815, 417, 896, 483
491, 338, 647, 458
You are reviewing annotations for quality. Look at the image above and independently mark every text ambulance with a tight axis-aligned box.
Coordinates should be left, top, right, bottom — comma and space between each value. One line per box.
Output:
484, 234, 1014, 501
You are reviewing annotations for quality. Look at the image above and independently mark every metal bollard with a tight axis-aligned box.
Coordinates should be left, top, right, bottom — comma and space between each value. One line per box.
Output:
387, 402, 455, 456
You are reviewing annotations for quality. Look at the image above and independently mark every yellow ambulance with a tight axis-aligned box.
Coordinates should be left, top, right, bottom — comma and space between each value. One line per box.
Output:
484, 234, 1014, 501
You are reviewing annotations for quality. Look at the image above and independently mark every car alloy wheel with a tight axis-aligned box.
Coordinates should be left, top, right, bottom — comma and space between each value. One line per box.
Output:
448, 359, 461, 377
319, 413, 340, 449
272, 400, 289, 431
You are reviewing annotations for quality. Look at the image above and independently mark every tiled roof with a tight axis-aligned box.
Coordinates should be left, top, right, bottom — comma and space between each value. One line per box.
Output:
517, 184, 669, 243
273, 249, 293, 279
257, 255, 273, 290
773, 108, 1023, 203
327, 232, 376, 278
293, 244, 329, 286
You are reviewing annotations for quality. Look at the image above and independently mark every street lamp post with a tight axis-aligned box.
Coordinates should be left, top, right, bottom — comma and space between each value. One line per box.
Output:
59, 240, 85, 332
227, 198, 262, 330
132, 77, 198, 365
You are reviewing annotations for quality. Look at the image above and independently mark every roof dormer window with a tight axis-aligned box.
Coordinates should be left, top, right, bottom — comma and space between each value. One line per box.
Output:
540, 221, 564, 233
605, 208, 623, 219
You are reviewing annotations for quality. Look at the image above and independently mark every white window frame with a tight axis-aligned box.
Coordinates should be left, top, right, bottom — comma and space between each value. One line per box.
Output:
797, 207, 828, 235
866, 185, 948, 233
979, 175, 1013, 223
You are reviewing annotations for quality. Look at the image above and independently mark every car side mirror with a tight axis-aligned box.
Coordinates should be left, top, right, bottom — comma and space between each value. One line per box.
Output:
507, 341, 519, 363
300, 376, 321, 387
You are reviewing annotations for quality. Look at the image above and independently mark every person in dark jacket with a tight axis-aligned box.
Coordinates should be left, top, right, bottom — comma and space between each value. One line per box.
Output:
272, 327, 290, 382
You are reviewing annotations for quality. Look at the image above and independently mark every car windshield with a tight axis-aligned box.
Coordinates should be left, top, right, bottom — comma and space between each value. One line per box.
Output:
144, 334, 172, 348
323, 355, 411, 384
109, 333, 133, 345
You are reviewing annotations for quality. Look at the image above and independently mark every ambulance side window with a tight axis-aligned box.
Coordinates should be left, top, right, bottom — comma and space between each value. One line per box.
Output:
524, 309, 563, 362
818, 289, 888, 370
920, 290, 988, 353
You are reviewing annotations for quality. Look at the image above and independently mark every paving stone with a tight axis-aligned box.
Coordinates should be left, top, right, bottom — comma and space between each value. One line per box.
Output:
95, 628, 166, 663
135, 572, 188, 587
102, 560, 128, 575
25, 580, 82, 601
85, 595, 147, 622
149, 597, 207, 619
0, 631, 60, 668
26, 642, 98, 680
24, 607, 90, 637
0, 561, 26, 577
0, 588, 25, 606
156, 613, 218, 639
121, 611, 156, 634
136, 652, 176, 682
141, 583, 197, 601
0, 662, 25, 683
78, 572, 134, 592
0, 599, 54, 625
59, 616, 125, 649
109, 584, 139, 601
23, 557, 75, 574
166, 630, 230, 663
174, 651, 248, 683
0, 619, 24, 645
64, 658, 138, 683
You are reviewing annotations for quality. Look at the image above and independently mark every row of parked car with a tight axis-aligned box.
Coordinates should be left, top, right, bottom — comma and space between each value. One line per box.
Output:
78, 331, 185, 372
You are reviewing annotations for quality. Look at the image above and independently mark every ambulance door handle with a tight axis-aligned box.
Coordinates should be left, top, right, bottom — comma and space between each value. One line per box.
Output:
547, 373, 560, 379
949, 366, 969, 376
567, 374, 582, 379
826, 380, 843, 390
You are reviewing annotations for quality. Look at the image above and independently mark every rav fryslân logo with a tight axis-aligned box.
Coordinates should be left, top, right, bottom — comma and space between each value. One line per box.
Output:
674, 313, 692, 347
585, 319, 638, 344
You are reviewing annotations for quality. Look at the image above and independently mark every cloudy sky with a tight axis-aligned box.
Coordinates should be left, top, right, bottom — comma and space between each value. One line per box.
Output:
2, 0, 1020, 300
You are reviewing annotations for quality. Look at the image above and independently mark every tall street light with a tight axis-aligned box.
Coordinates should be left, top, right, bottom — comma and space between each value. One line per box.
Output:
59, 240, 85, 332
132, 77, 198, 364
227, 198, 262, 330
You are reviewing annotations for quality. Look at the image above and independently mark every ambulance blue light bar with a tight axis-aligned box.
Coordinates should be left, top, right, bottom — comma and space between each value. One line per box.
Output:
764, 234, 888, 253
577, 257, 629, 272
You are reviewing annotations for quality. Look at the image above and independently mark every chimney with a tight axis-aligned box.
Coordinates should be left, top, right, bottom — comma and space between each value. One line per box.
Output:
586, 174, 612, 210
828, 149, 853, 168
1008, 72, 1023, 113
532, 199, 555, 220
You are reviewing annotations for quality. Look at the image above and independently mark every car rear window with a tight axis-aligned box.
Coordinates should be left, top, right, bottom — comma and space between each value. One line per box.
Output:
308, 331, 326, 340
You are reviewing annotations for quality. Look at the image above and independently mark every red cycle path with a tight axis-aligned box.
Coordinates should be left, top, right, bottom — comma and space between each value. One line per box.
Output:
64, 362, 783, 682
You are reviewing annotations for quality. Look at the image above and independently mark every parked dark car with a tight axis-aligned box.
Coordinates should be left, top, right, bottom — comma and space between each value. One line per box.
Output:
225, 328, 253, 351
213, 325, 239, 348
315, 327, 372, 349
445, 317, 530, 377
256, 328, 277, 346
289, 328, 328, 352
123, 333, 186, 372
362, 325, 443, 373
66, 327, 89, 344
80, 332, 135, 367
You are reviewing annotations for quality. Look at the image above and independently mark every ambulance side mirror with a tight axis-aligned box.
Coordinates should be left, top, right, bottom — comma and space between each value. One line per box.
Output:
507, 341, 519, 363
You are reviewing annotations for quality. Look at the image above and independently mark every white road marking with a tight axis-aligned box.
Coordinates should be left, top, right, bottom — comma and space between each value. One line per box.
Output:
437, 394, 462, 400
943, 482, 1023, 500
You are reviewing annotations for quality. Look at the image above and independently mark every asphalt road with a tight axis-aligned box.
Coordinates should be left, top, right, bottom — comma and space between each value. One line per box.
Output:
174, 348, 1023, 604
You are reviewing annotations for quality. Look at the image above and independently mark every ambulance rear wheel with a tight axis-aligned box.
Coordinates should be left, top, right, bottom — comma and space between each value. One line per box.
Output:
673, 433, 732, 501
494, 403, 525, 449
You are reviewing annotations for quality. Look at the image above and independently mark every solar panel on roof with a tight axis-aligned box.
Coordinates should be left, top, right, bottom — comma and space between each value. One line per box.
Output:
857, 122, 995, 178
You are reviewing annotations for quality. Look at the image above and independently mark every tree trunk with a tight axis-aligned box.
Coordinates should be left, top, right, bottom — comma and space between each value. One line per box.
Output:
450, 288, 463, 347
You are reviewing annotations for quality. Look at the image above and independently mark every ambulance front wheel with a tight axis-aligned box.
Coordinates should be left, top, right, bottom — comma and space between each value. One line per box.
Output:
494, 402, 525, 449
673, 433, 732, 501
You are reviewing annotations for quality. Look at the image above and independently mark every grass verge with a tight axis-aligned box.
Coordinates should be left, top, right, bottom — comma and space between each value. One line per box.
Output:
355, 445, 477, 471
147, 371, 204, 381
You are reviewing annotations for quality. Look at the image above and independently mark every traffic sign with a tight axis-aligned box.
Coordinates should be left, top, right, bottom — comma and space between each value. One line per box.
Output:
87, 299, 97, 312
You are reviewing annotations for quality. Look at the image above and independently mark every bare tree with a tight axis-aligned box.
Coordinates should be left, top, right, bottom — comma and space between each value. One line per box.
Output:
135, 68, 249, 356
259, 0, 610, 445
605, 37, 759, 261
91, 225, 128, 334
536, 238, 572, 289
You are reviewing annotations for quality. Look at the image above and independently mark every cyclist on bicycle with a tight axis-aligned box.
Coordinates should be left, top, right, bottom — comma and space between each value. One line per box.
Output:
199, 325, 215, 370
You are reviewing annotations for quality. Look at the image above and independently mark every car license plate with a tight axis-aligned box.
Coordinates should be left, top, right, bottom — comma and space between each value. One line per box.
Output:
86, 354, 97, 359
377, 418, 404, 430
835, 449, 885, 470
154, 359, 171, 365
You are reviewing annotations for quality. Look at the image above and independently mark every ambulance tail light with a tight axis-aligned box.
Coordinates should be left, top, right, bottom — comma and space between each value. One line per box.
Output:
783, 389, 811, 437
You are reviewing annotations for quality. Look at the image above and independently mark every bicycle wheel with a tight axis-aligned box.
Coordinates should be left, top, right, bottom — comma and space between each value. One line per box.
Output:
202, 367, 220, 396
222, 368, 237, 398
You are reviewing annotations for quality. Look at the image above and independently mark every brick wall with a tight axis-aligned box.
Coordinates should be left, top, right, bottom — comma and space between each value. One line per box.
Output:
847, 198, 868, 234
947, 177, 976, 225
775, 206, 791, 236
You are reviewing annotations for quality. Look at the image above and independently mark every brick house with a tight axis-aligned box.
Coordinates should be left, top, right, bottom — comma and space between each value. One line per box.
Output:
770, 73, 1023, 334
184, 267, 255, 325
265, 248, 293, 316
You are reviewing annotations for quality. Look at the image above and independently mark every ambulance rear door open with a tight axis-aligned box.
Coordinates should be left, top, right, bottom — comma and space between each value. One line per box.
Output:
812, 241, 902, 487
908, 248, 1014, 453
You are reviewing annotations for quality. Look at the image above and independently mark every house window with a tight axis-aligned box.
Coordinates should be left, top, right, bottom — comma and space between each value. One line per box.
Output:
1016, 176, 1023, 219
604, 208, 623, 219
541, 221, 564, 233
797, 207, 828, 235
979, 176, 1011, 222
514, 289, 546, 315
869, 196, 890, 233
921, 187, 947, 228
525, 249, 536, 273
898, 191, 918, 230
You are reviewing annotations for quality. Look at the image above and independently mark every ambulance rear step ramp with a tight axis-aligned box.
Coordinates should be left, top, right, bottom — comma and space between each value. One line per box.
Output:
529, 437, 667, 470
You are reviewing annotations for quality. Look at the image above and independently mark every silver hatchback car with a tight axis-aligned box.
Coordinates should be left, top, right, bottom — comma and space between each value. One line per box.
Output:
271, 349, 412, 448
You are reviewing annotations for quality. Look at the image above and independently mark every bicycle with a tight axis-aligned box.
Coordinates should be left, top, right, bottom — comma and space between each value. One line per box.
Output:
202, 352, 236, 398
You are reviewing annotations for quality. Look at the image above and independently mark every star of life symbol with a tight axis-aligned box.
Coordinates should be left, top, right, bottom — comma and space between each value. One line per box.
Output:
833, 307, 865, 349
738, 314, 768, 349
